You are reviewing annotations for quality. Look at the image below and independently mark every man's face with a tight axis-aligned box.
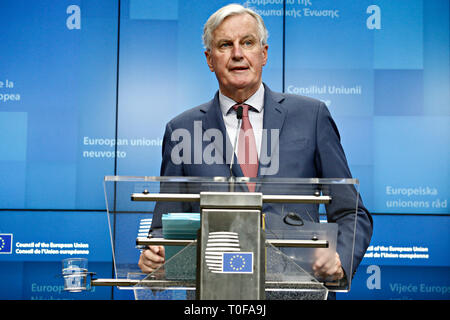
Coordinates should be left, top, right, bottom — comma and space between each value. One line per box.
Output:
205, 13, 268, 102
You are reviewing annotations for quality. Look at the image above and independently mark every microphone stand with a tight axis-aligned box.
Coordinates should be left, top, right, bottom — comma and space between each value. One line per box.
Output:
229, 106, 243, 192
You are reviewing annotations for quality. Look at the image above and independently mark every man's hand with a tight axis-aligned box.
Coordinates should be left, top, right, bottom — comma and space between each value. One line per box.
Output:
312, 250, 345, 281
138, 245, 165, 274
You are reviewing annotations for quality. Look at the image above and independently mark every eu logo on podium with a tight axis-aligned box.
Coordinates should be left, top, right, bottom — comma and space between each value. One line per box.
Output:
222, 252, 253, 274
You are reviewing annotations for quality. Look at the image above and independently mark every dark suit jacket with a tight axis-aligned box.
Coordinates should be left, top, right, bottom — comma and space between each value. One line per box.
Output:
151, 84, 373, 284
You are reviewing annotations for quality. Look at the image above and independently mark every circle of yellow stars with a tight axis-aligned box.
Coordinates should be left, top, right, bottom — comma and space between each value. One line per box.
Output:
229, 254, 246, 271
0, 237, 5, 251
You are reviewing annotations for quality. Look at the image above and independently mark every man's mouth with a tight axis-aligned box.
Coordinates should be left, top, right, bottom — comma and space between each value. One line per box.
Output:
230, 66, 249, 71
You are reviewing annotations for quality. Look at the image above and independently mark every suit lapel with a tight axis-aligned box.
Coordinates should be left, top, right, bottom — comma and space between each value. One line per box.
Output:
259, 85, 286, 177
200, 92, 244, 177
200, 85, 286, 180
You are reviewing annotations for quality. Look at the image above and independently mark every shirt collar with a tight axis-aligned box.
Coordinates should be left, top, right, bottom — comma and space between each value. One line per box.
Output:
219, 83, 265, 116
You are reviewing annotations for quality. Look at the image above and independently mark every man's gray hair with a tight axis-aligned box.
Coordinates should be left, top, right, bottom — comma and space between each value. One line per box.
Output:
202, 4, 269, 51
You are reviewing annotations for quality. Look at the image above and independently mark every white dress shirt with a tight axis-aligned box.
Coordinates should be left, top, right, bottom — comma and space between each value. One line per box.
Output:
219, 83, 265, 157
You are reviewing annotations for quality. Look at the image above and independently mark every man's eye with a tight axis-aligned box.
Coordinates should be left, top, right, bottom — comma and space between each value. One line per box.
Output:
243, 40, 254, 47
220, 42, 231, 48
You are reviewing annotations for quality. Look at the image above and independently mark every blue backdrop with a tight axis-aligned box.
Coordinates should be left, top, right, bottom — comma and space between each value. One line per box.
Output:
0, 0, 448, 300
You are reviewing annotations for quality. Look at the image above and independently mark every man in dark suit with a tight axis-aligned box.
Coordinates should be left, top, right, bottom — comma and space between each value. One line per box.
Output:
139, 4, 373, 288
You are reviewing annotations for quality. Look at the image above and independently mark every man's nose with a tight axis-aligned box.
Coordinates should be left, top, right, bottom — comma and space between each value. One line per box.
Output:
231, 43, 244, 60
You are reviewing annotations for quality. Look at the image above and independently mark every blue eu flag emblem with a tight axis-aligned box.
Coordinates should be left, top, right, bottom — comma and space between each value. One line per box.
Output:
222, 252, 253, 273
0, 234, 13, 254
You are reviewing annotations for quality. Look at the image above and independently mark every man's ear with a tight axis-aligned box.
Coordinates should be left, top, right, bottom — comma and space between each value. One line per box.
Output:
205, 50, 215, 72
261, 44, 269, 67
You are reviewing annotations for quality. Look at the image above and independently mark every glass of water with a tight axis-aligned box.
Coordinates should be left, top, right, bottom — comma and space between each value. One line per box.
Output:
62, 258, 89, 292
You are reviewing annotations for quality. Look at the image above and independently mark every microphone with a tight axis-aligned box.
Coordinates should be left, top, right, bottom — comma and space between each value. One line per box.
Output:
283, 212, 304, 227
229, 105, 243, 191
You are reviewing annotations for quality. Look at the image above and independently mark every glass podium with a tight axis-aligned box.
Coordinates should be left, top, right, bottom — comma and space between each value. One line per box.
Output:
94, 176, 360, 300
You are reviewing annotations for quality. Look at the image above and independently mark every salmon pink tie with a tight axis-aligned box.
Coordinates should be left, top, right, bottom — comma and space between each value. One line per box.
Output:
233, 104, 258, 191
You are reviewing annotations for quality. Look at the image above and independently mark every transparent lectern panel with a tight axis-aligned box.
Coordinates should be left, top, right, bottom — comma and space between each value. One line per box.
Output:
265, 243, 328, 300
266, 222, 338, 284
104, 177, 158, 280
130, 241, 197, 300
103, 176, 364, 297
130, 239, 331, 300
259, 178, 364, 292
